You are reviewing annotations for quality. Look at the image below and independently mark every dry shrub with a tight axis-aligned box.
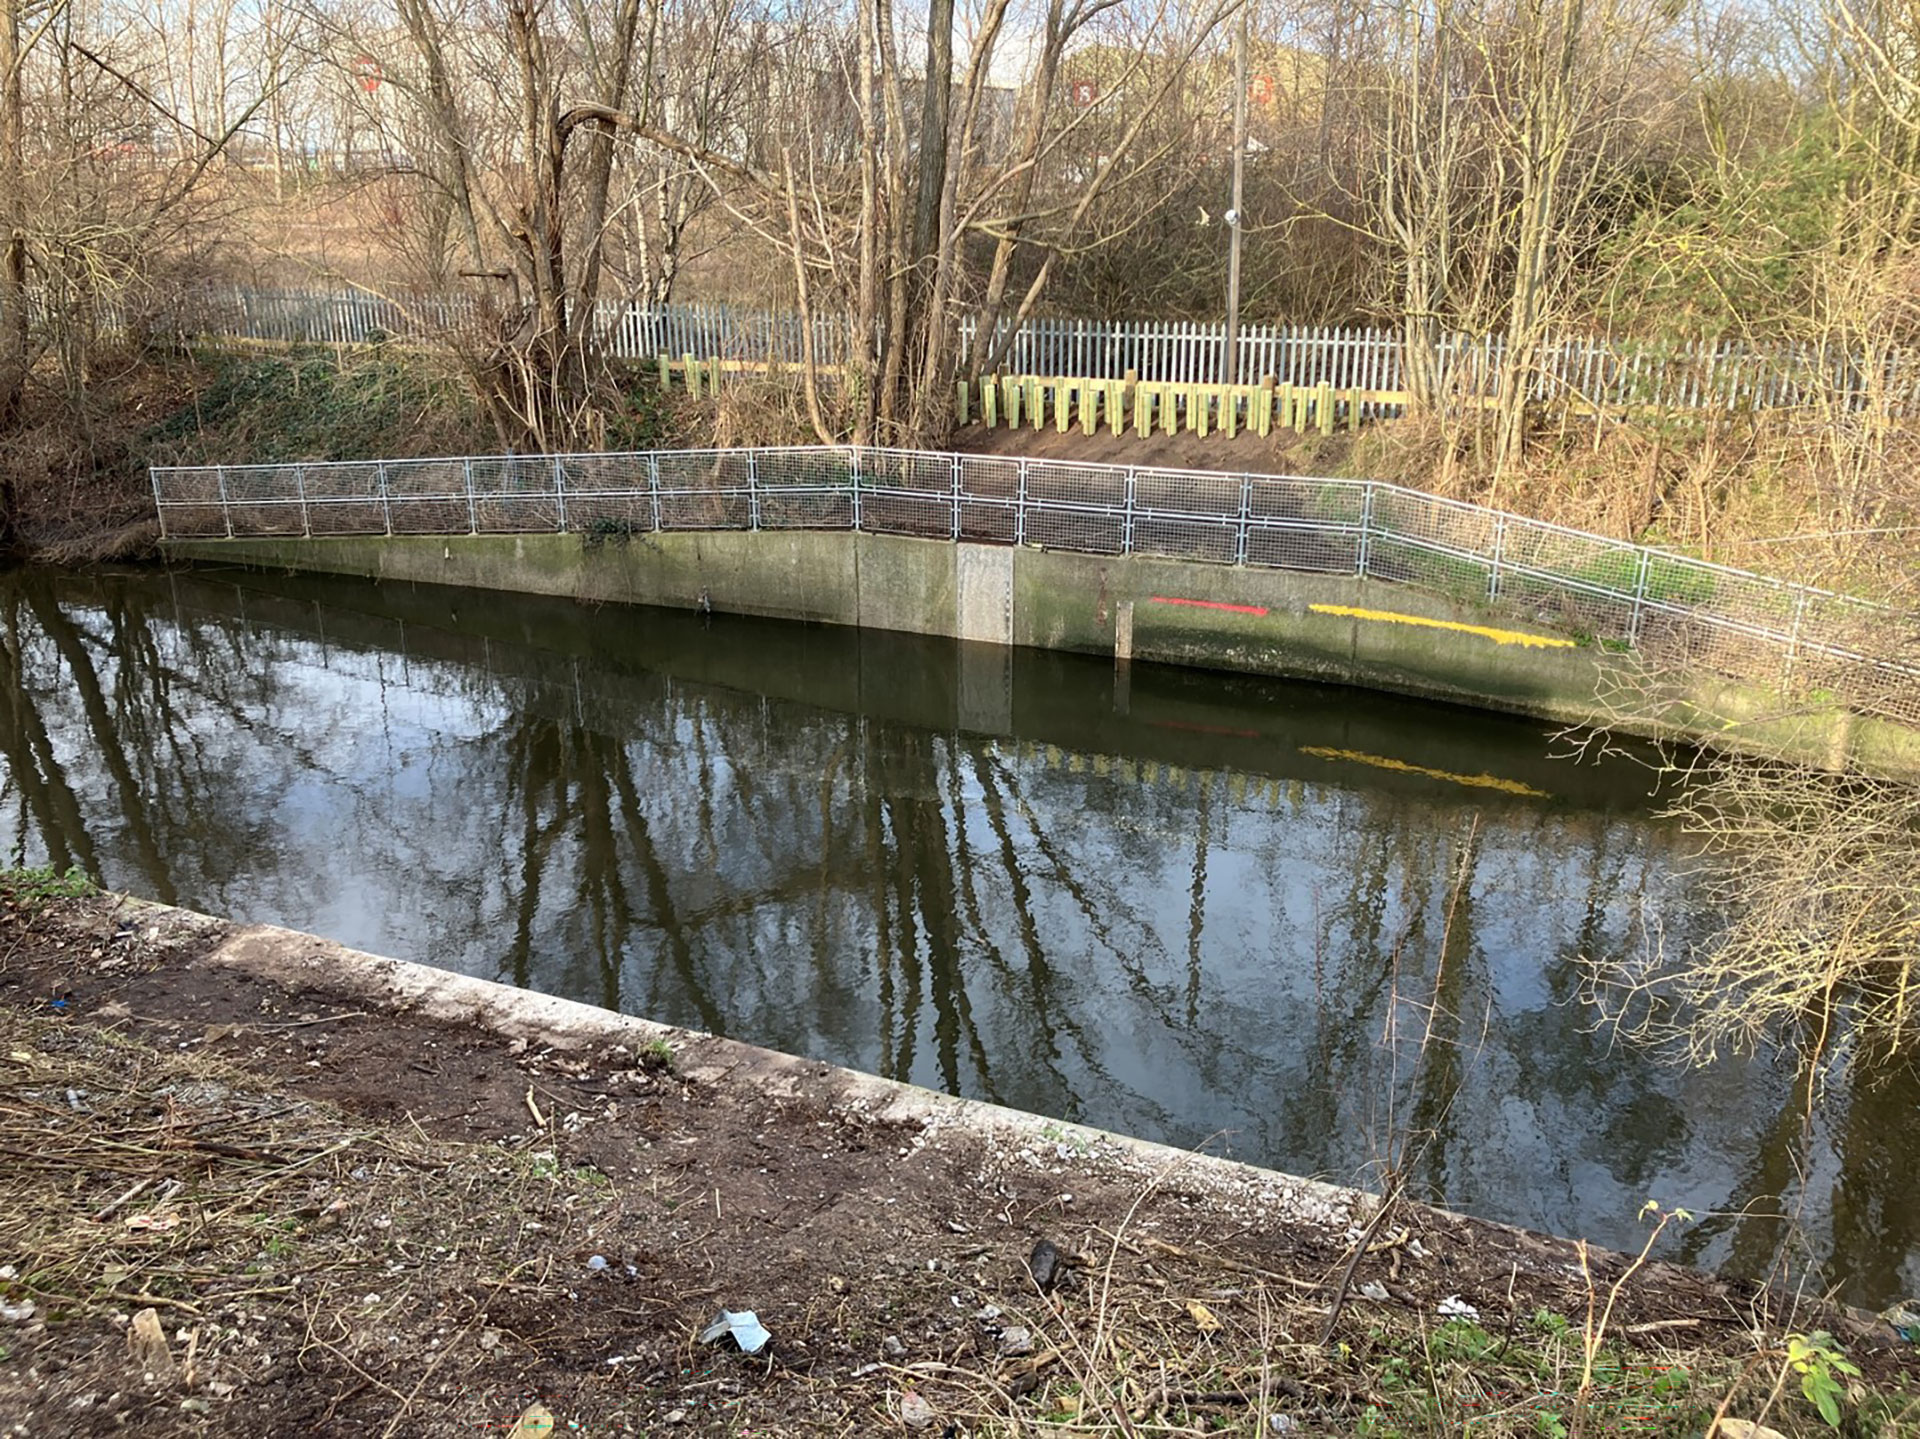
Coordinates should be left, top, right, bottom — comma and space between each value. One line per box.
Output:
1584, 759, 1920, 1070
702, 371, 838, 449
1343, 411, 1462, 493
1350, 403, 1920, 606
38, 519, 161, 565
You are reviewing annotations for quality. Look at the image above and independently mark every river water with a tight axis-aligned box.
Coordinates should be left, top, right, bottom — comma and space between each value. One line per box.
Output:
0, 566, 1913, 1305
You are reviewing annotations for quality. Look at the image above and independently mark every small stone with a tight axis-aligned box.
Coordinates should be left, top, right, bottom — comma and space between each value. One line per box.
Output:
997, 1325, 1034, 1357
1028, 1239, 1064, 1293
586, 1255, 608, 1272
899, 1391, 936, 1429
1358, 1281, 1389, 1302
664, 1410, 686, 1425
882, 1334, 907, 1358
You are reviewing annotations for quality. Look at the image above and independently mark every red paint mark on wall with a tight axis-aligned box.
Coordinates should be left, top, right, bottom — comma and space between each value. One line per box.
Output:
1148, 719, 1261, 739
1149, 595, 1270, 617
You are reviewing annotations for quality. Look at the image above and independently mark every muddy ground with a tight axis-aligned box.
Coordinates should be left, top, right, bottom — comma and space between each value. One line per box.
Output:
1, 893, 1915, 1437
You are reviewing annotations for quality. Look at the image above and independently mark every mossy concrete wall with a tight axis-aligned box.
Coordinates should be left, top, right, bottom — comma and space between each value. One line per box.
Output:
163, 530, 1920, 777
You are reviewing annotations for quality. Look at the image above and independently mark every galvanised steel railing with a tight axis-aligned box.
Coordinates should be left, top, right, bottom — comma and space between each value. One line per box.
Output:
150, 446, 1920, 728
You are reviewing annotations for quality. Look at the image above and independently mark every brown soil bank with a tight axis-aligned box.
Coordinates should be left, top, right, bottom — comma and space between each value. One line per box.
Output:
0, 349, 502, 564
11, 340, 1920, 612
3, 891, 1918, 1436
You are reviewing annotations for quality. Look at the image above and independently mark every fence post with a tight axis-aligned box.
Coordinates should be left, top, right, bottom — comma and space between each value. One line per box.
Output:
648, 452, 663, 531
950, 453, 962, 540
1785, 589, 1808, 690
849, 446, 864, 532
1015, 459, 1028, 546
1627, 547, 1652, 645
296, 466, 311, 537
217, 465, 233, 538
1235, 475, 1252, 566
1488, 515, 1506, 600
553, 456, 568, 533
150, 470, 168, 540
464, 459, 478, 534
748, 450, 762, 531
1356, 482, 1374, 579
1122, 468, 1137, 555
377, 461, 392, 537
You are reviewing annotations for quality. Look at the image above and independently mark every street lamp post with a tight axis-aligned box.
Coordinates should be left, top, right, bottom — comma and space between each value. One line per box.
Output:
1222, 1, 1249, 387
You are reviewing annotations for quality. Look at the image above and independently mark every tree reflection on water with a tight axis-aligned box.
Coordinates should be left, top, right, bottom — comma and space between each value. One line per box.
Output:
0, 565, 1913, 1306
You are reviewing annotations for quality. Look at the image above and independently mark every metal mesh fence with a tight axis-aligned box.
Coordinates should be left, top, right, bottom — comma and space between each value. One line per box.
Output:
956, 456, 1020, 543
1129, 467, 1242, 565
860, 449, 958, 539
1020, 461, 1127, 554
656, 451, 752, 530
152, 444, 1920, 730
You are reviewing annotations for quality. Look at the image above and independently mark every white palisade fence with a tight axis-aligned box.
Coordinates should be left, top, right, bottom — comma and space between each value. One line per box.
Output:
110, 286, 1920, 418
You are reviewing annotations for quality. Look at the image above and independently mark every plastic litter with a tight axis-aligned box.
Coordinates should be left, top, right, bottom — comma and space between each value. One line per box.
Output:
507, 1402, 555, 1438
586, 1255, 608, 1272
1436, 1295, 1480, 1321
1881, 1300, 1920, 1343
899, 1391, 936, 1429
699, 1308, 772, 1354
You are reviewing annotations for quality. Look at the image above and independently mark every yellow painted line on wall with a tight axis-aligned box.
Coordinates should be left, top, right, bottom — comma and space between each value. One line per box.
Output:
1307, 603, 1576, 650
1300, 746, 1551, 798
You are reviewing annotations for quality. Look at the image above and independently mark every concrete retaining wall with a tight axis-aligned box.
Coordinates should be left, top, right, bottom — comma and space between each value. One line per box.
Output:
163, 530, 1920, 776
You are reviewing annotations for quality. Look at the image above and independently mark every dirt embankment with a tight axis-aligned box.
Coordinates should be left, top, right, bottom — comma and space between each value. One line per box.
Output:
9, 340, 1915, 610
2, 893, 1916, 1437
0, 349, 497, 566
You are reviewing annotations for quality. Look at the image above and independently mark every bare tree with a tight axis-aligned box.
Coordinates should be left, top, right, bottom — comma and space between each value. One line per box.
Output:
1, 0, 28, 435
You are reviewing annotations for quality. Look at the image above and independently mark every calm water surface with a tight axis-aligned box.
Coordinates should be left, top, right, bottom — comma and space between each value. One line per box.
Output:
1, 566, 1914, 1305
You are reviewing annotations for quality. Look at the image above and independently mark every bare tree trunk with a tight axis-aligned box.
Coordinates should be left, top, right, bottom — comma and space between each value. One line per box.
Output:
912, 0, 954, 269
853, 0, 880, 443
570, 0, 643, 324
0, 0, 27, 434
979, 1, 1240, 376
506, 0, 573, 448
394, 0, 486, 274
874, 0, 911, 435
970, 0, 1070, 379
784, 151, 833, 444
909, 0, 1012, 438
